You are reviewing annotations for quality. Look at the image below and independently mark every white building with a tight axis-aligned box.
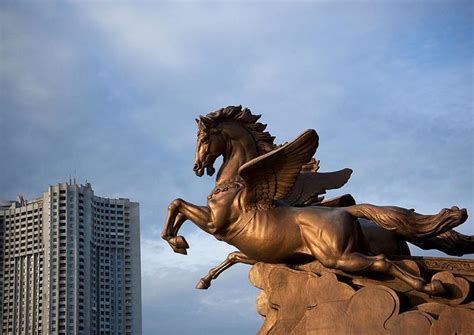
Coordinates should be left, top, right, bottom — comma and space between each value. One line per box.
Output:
0, 182, 142, 335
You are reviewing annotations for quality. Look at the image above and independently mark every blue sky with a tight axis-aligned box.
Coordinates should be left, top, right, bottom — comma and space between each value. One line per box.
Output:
1, 1, 472, 334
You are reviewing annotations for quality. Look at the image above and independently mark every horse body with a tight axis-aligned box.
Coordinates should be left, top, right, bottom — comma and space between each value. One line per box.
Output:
214, 195, 371, 265
205, 181, 309, 261
224, 206, 312, 263
205, 174, 370, 265
162, 106, 472, 293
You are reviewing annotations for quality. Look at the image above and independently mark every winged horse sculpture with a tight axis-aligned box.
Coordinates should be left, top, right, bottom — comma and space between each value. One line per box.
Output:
161, 106, 472, 294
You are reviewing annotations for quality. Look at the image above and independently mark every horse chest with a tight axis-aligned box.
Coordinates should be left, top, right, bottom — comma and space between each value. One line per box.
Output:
207, 189, 241, 231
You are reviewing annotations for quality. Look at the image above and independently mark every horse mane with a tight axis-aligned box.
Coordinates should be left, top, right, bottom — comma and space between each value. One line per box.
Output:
201, 105, 277, 155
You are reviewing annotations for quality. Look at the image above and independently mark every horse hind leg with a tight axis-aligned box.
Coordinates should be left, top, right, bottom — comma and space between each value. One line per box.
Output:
333, 252, 445, 295
196, 251, 257, 289
298, 210, 444, 295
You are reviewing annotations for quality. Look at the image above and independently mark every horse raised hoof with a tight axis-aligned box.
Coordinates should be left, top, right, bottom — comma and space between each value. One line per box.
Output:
165, 237, 188, 255
196, 278, 211, 290
171, 235, 189, 249
171, 245, 188, 255
167, 235, 190, 254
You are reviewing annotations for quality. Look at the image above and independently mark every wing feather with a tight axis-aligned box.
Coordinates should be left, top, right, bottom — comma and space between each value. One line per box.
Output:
239, 130, 319, 209
285, 169, 353, 206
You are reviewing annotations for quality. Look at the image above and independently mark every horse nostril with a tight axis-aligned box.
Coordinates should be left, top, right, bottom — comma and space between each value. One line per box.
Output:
193, 164, 199, 171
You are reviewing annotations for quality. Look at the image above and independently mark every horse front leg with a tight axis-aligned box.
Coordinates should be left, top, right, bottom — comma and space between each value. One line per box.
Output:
164, 213, 189, 255
196, 251, 257, 289
161, 198, 212, 254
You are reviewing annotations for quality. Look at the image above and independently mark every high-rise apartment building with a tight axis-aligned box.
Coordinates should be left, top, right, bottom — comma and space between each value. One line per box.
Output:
0, 182, 142, 335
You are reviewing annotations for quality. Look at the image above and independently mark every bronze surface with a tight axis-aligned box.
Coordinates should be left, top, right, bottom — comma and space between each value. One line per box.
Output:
161, 106, 473, 294
250, 262, 474, 335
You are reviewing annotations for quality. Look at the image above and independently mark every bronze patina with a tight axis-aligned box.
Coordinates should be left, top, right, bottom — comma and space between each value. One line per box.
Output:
161, 106, 472, 295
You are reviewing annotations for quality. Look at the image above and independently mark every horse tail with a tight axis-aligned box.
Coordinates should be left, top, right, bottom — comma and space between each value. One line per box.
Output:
345, 204, 472, 256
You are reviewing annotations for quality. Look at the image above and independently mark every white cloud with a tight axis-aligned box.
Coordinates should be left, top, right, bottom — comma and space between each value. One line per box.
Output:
141, 231, 236, 275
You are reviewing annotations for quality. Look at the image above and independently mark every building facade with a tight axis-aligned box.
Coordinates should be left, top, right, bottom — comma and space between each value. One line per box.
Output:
0, 183, 141, 335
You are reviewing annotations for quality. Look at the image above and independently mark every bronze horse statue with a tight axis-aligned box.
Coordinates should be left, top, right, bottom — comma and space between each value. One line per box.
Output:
161, 106, 472, 294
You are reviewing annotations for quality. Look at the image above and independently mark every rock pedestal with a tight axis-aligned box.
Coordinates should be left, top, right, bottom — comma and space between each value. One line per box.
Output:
250, 257, 474, 335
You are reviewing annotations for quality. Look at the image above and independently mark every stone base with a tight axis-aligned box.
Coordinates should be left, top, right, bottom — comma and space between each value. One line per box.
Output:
249, 257, 474, 335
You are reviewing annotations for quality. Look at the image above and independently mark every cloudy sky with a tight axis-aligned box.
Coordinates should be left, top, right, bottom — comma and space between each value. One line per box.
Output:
1, 1, 472, 334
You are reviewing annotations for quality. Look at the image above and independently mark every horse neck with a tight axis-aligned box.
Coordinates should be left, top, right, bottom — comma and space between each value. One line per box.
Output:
216, 124, 258, 185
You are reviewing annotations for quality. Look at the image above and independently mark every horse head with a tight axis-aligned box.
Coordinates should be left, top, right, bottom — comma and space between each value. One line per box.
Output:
193, 115, 225, 177
193, 105, 277, 182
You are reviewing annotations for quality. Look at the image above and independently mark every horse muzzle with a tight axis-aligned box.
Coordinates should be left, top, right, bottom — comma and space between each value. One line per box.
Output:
193, 163, 204, 177
193, 163, 215, 177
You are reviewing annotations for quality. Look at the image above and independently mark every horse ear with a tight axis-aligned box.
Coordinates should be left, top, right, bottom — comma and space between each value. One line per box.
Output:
196, 116, 205, 130
199, 115, 215, 129
196, 118, 205, 131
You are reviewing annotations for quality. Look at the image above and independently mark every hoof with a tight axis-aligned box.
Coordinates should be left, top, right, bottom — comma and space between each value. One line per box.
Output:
168, 236, 189, 254
171, 236, 189, 249
171, 245, 188, 255
196, 279, 210, 290
424, 280, 446, 296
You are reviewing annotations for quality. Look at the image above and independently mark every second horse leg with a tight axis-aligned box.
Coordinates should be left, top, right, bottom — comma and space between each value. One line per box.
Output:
196, 252, 256, 289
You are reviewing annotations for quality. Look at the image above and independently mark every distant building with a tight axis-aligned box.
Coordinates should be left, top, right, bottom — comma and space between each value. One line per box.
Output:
0, 182, 142, 335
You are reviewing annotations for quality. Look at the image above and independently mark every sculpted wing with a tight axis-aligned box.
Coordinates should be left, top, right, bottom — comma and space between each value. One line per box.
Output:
238, 129, 319, 209
285, 168, 353, 206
